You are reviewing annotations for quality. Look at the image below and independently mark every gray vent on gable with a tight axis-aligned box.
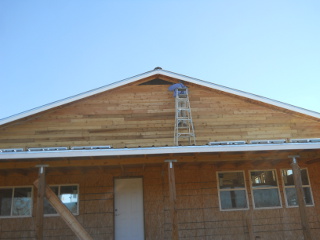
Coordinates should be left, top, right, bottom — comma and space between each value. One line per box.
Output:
139, 78, 173, 85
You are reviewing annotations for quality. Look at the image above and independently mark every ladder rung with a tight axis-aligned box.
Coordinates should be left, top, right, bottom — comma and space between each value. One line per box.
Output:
178, 133, 195, 136
178, 136, 195, 139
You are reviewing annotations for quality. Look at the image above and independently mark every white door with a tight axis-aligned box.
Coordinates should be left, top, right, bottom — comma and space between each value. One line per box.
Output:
114, 178, 144, 240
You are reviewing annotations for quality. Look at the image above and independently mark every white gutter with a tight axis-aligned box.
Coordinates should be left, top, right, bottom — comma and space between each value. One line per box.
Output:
0, 143, 319, 160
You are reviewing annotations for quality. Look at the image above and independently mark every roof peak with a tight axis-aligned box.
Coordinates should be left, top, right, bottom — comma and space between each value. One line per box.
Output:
1, 68, 319, 126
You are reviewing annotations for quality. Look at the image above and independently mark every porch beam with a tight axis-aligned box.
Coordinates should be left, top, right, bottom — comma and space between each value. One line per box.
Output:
1, 142, 320, 160
0, 148, 319, 171
165, 159, 179, 240
289, 155, 312, 240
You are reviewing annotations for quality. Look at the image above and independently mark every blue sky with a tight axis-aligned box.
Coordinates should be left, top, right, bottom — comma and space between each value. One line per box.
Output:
1, 0, 320, 120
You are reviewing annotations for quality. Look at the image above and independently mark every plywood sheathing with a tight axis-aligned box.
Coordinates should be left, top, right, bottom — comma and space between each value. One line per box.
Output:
1, 161, 320, 239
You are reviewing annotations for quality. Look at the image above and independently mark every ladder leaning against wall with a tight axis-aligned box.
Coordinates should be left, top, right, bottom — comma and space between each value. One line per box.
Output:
174, 87, 196, 146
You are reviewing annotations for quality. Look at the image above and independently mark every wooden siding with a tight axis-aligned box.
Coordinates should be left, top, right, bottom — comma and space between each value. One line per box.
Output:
0, 76, 320, 149
1, 160, 320, 239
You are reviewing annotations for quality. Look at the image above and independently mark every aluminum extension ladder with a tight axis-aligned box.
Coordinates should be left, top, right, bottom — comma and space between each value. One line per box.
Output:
174, 88, 196, 146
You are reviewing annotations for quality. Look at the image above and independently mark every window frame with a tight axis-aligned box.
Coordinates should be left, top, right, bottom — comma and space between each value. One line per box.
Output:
44, 184, 79, 217
0, 186, 33, 218
216, 170, 249, 211
281, 168, 314, 208
249, 169, 282, 210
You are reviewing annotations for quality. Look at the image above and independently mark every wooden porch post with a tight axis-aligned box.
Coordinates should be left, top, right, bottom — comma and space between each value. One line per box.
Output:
246, 210, 255, 240
35, 165, 48, 240
165, 160, 179, 240
289, 155, 312, 240
33, 179, 93, 240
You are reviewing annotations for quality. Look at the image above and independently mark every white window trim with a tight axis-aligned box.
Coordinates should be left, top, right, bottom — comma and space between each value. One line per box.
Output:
249, 169, 282, 210
281, 168, 314, 208
0, 186, 33, 218
44, 184, 79, 217
217, 170, 249, 211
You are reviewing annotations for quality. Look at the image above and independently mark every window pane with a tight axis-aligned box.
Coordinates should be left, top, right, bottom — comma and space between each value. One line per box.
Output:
285, 188, 297, 206
44, 186, 58, 215
301, 169, 309, 185
253, 189, 281, 208
0, 189, 13, 216
60, 186, 78, 214
303, 187, 313, 205
282, 169, 309, 186
251, 171, 278, 188
285, 187, 313, 206
12, 188, 32, 216
282, 169, 294, 186
218, 172, 245, 189
220, 190, 247, 209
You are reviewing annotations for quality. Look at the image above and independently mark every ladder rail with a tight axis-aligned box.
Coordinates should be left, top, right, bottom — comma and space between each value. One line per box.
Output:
174, 88, 196, 146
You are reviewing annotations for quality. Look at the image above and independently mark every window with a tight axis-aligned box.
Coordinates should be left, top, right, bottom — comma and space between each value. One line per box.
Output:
282, 169, 314, 207
250, 170, 281, 208
44, 185, 78, 215
217, 171, 248, 210
0, 187, 32, 217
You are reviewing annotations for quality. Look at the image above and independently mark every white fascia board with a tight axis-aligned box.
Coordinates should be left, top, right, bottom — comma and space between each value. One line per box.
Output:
0, 69, 163, 126
160, 70, 320, 119
0, 143, 319, 160
1, 68, 319, 126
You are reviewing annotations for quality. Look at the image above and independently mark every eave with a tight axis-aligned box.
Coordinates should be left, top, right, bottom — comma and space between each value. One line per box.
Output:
1, 143, 319, 160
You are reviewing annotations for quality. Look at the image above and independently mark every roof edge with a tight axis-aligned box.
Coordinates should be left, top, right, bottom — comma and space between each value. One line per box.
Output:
161, 69, 320, 119
1, 68, 319, 126
0, 69, 162, 126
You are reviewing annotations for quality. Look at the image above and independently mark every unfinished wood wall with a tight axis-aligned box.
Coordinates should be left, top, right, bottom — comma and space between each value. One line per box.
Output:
1, 160, 320, 240
1, 75, 320, 149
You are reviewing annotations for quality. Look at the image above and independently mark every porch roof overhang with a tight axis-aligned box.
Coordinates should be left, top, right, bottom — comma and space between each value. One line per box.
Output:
0, 143, 319, 170
0, 142, 320, 160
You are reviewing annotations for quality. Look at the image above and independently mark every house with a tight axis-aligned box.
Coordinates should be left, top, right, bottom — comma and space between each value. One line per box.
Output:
0, 67, 320, 240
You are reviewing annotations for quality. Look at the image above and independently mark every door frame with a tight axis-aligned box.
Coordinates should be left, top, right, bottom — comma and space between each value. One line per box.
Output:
113, 176, 145, 240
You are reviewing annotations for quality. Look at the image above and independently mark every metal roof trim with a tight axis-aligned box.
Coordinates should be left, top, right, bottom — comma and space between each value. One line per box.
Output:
0, 143, 319, 160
